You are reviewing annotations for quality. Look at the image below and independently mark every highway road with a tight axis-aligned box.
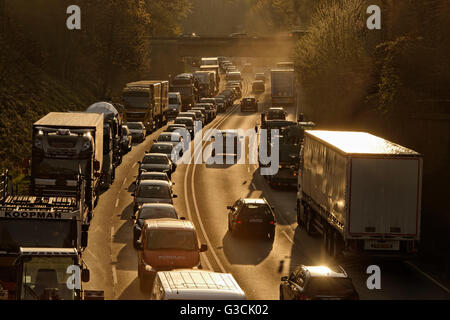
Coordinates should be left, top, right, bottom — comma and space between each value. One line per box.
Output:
84, 66, 450, 300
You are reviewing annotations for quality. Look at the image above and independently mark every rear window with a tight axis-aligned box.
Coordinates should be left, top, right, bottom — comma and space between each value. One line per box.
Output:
150, 144, 173, 153
142, 155, 169, 164
146, 229, 196, 251
175, 118, 193, 126
307, 278, 356, 296
137, 185, 171, 198
239, 204, 272, 218
140, 174, 169, 182
127, 123, 143, 129
139, 207, 177, 220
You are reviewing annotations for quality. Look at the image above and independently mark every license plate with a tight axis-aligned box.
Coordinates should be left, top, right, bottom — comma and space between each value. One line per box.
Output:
249, 219, 263, 223
364, 240, 400, 251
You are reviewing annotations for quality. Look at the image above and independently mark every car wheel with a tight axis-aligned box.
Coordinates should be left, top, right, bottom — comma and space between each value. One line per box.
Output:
280, 287, 284, 300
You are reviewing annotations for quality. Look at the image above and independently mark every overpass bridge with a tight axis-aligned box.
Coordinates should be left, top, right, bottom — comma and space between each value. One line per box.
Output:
148, 36, 295, 78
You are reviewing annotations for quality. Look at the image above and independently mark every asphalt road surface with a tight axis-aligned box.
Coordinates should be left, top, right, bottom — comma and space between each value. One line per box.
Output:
84, 67, 450, 300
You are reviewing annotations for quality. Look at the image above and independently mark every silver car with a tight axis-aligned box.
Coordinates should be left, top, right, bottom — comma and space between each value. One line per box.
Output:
132, 180, 177, 212
138, 153, 173, 178
126, 122, 146, 143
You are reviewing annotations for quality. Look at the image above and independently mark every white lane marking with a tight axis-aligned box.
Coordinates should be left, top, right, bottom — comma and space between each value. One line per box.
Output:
184, 104, 239, 273
121, 178, 127, 188
404, 261, 450, 294
112, 266, 118, 285
111, 227, 114, 242
251, 182, 256, 190
115, 198, 120, 208
132, 163, 137, 169
247, 167, 250, 173
282, 230, 294, 244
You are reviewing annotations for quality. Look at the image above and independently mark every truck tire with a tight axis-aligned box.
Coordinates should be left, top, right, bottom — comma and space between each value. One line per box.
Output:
296, 201, 302, 226
331, 231, 343, 260
305, 207, 313, 235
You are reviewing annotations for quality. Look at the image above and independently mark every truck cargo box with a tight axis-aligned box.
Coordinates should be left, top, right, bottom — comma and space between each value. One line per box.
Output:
33, 112, 104, 171
302, 130, 422, 241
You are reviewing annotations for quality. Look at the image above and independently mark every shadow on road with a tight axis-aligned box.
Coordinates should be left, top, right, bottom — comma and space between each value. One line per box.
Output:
222, 231, 273, 265
117, 277, 147, 300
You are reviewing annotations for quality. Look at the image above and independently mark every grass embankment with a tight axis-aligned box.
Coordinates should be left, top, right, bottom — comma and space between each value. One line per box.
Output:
0, 37, 95, 179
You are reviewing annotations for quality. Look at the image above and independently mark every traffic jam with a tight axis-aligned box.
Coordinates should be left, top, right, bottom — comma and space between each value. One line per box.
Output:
0, 55, 443, 303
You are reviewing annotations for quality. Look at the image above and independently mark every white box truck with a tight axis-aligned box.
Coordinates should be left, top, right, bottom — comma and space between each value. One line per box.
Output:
296, 130, 423, 258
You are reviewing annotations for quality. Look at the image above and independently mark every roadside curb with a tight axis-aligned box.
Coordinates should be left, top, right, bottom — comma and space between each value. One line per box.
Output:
404, 260, 450, 294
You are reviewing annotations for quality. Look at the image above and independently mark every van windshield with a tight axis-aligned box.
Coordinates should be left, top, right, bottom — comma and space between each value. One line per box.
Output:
146, 229, 196, 251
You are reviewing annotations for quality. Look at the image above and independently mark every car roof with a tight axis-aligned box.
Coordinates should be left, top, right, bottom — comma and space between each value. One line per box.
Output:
143, 153, 169, 158
159, 132, 180, 137
139, 180, 170, 186
126, 121, 144, 125
241, 198, 267, 205
141, 203, 175, 210
151, 142, 174, 147
168, 123, 186, 127
269, 107, 284, 111
144, 219, 195, 231
175, 117, 193, 121
302, 266, 348, 278
157, 270, 246, 299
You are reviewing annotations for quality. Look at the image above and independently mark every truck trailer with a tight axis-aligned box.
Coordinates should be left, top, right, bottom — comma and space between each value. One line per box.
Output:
123, 81, 165, 132
296, 131, 423, 258
85, 102, 123, 188
270, 69, 295, 107
31, 112, 104, 220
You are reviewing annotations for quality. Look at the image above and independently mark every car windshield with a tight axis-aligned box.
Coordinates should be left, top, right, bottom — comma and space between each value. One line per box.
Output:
171, 87, 192, 96
240, 204, 272, 218
169, 97, 179, 104
308, 278, 356, 297
137, 184, 171, 198
127, 123, 143, 130
142, 155, 169, 164
150, 144, 173, 154
121, 127, 129, 135
139, 207, 177, 220
146, 229, 196, 251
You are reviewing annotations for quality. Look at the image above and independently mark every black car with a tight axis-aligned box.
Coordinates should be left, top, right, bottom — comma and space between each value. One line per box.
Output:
211, 130, 241, 159
227, 198, 276, 239
120, 125, 132, 154
266, 107, 287, 120
241, 97, 258, 112
280, 265, 359, 300
131, 203, 179, 248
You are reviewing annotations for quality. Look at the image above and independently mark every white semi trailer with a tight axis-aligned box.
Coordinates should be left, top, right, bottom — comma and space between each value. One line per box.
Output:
296, 130, 423, 258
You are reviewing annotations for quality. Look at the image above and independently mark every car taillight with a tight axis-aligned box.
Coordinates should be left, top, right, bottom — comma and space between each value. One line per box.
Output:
298, 294, 307, 300
236, 220, 242, 224
269, 221, 275, 225
277, 182, 281, 186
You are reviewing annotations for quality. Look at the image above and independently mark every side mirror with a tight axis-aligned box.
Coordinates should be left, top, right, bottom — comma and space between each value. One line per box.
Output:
173, 194, 178, 198
199, 244, 208, 252
81, 268, 90, 282
172, 182, 175, 185
81, 231, 88, 248
131, 193, 135, 197
131, 214, 137, 220
227, 206, 234, 210
137, 161, 141, 165
271, 206, 275, 210
281, 276, 288, 282
153, 140, 157, 143
180, 217, 186, 220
